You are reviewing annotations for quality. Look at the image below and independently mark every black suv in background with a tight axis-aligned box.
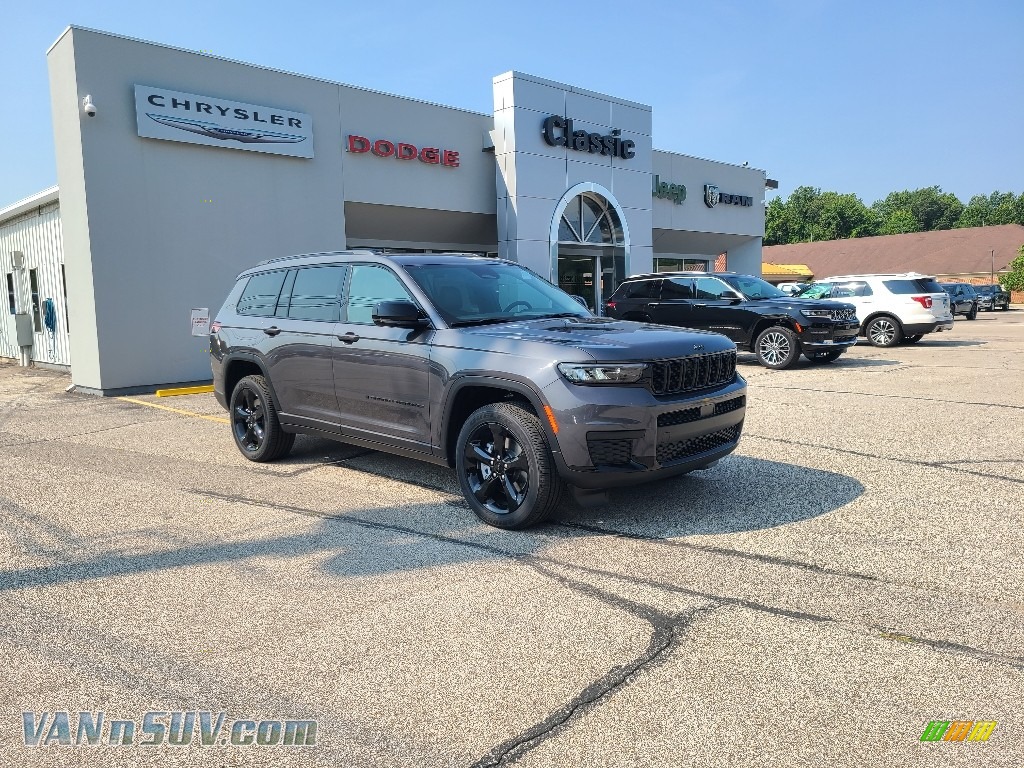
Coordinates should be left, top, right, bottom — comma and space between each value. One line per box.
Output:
941, 283, 978, 320
975, 284, 1011, 311
211, 253, 747, 529
603, 272, 859, 369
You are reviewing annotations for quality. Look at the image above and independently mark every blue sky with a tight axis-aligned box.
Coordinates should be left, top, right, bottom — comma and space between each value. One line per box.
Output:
2, 0, 1021, 209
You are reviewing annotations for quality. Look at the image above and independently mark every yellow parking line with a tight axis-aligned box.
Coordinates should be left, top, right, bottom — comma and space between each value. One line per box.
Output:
119, 396, 229, 424
155, 384, 215, 397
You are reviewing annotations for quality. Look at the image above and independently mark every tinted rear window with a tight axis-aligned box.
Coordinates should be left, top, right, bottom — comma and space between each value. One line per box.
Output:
617, 280, 660, 300
883, 278, 943, 294
237, 270, 288, 317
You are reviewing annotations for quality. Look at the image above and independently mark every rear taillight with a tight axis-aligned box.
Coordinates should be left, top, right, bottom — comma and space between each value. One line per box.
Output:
911, 296, 933, 309
605, 301, 616, 311
210, 320, 222, 334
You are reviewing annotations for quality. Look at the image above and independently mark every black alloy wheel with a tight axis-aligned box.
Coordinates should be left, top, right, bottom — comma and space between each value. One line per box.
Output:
229, 374, 295, 462
967, 303, 978, 320
457, 402, 563, 529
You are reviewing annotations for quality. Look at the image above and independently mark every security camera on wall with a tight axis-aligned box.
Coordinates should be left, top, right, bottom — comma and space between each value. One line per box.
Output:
82, 95, 96, 117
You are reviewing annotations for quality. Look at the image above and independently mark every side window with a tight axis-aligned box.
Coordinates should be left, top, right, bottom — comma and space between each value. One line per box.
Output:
346, 265, 414, 324
661, 278, 693, 300
831, 282, 864, 299
694, 277, 731, 300
29, 269, 42, 331
6, 273, 14, 314
285, 265, 347, 322
237, 270, 288, 317
625, 279, 660, 299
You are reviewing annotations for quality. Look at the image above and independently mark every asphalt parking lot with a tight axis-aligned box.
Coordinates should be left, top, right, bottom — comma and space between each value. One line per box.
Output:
2, 310, 1022, 767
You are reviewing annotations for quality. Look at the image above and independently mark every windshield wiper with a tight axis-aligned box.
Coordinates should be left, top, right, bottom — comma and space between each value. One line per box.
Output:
449, 316, 519, 328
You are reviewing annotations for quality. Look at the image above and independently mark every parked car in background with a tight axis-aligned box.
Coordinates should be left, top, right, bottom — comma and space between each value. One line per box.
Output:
975, 284, 1011, 311
776, 282, 810, 296
797, 273, 953, 347
211, 252, 747, 529
604, 272, 859, 368
941, 283, 979, 320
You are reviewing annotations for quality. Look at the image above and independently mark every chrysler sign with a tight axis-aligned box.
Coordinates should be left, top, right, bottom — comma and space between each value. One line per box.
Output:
134, 85, 314, 158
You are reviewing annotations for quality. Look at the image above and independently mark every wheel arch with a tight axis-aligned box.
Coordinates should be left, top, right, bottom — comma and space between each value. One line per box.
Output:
440, 377, 546, 467
223, 354, 282, 409
749, 317, 798, 352
859, 311, 903, 335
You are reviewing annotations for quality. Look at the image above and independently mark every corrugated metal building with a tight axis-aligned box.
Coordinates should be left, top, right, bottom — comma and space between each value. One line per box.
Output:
0, 187, 72, 369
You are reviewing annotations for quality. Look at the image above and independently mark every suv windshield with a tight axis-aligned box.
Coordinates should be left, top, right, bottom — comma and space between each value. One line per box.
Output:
404, 261, 591, 326
720, 275, 786, 299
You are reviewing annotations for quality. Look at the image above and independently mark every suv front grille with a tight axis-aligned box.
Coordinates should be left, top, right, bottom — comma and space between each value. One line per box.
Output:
649, 351, 736, 395
830, 308, 856, 321
656, 423, 743, 465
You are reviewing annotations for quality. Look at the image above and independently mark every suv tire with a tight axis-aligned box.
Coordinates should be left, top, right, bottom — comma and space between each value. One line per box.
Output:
457, 402, 564, 530
229, 374, 295, 462
967, 304, 978, 320
865, 315, 903, 347
755, 326, 800, 369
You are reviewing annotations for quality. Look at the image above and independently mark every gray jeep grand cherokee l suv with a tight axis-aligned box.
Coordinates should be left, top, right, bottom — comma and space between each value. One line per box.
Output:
211, 252, 747, 529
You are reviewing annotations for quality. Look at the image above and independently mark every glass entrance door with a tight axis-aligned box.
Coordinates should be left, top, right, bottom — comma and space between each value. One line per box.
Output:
557, 249, 624, 313
557, 252, 598, 311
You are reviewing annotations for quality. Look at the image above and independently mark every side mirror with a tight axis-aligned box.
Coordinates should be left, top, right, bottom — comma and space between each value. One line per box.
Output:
719, 291, 741, 302
372, 300, 428, 328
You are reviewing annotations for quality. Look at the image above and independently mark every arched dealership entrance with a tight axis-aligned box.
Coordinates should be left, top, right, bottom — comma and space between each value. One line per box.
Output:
549, 184, 630, 312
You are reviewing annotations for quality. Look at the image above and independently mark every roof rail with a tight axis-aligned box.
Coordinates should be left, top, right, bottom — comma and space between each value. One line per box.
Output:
254, 249, 376, 267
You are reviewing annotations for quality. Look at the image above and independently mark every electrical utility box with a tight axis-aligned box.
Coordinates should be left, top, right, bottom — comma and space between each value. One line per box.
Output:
15, 313, 34, 347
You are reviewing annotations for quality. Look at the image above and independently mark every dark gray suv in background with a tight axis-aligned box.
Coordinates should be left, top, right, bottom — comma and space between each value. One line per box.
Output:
211, 252, 747, 529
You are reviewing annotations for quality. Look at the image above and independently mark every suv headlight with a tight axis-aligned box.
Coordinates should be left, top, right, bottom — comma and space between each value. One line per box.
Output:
800, 309, 834, 319
557, 362, 647, 385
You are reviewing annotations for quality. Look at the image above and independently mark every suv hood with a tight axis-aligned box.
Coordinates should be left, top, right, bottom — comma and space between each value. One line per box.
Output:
453, 316, 735, 360
751, 297, 857, 312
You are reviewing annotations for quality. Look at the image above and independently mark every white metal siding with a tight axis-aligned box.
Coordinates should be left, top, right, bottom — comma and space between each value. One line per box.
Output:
0, 202, 71, 367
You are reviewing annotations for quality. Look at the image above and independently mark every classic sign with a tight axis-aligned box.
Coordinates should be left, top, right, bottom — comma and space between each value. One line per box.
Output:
541, 116, 635, 160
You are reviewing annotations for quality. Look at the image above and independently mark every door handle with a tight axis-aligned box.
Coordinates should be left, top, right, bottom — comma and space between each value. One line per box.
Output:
337, 332, 360, 344
263, 326, 281, 337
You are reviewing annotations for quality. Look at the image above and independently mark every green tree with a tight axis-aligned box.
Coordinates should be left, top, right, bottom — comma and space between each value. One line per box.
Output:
1000, 244, 1024, 292
871, 186, 963, 232
956, 192, 1024, 228
879, 208, 920, 235
764, 197, 790, 246
816, 191, 878, 240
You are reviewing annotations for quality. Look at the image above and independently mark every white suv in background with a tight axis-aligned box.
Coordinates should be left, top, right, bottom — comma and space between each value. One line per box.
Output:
797, 273, 954, 347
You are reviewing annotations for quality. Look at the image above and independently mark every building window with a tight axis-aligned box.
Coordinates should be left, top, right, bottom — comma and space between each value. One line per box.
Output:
557, 193, 624, 246
6, 273, 14, 314
29, 269, 42, 331
654, 258, 708, 273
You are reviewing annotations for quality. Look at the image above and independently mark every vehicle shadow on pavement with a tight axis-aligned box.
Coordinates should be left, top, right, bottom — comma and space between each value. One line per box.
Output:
736, 355, 900, 369
555, 455, 864, 538
0, 457, 862, 589
915, 339, 986, 347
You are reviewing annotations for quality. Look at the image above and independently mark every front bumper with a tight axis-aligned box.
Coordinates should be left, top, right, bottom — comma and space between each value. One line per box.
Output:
797, 320, 859, 352
545, 375, 747, 489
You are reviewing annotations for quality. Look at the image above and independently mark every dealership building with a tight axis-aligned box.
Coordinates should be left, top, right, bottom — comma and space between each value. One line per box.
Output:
0, 26, 771, 394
